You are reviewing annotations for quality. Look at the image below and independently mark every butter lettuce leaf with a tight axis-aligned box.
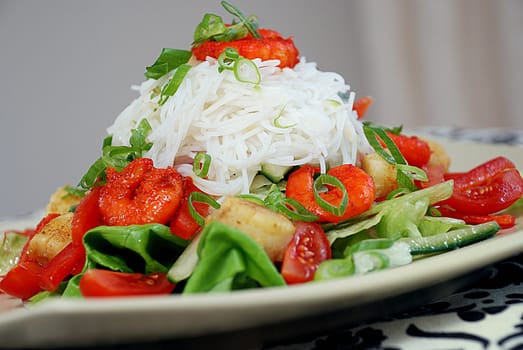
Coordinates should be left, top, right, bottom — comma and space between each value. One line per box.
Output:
184, 221, 286, 293
62, 224, 188, 297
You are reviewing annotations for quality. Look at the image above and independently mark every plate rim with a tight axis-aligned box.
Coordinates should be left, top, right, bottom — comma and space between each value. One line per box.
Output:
0, 139, 522, 348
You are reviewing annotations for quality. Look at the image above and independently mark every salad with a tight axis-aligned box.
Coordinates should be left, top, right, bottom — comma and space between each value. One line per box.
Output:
1, 1, 523, 301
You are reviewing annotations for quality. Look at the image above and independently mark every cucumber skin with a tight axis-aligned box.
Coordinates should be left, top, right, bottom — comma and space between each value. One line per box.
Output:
403, 221, 500, 255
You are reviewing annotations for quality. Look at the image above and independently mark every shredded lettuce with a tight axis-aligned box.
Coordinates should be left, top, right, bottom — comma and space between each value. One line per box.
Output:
0, 232, 28, 276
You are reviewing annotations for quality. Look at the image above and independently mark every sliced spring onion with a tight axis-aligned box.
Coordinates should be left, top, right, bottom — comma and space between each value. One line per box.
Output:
313, 174, 348, 217
193, 152, 211, 178
233, 58, 261, 84
236, 194, 265, 206
217, 48, 239, 72
145, 48, 192, 80
363, 122, 427, 191
273, 106, 296, 128
396, 164, 428, 182
77, 157, 107, 191
273, 198, 319, 222
216, 47, 261, 85
262, 184, 318, 221
221, 1, 261, 39
188, 192, 221, 227
363, 123, 405, 165
159, 64, 191, 105
70, 119, 153, 195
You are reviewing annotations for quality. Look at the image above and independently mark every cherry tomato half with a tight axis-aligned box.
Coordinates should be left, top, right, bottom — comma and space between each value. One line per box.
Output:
281, 221, 331, 284
79, 269, 175, 297
0, 261, 42, 300
437, 207, 516, 229
441, 157, 523, 215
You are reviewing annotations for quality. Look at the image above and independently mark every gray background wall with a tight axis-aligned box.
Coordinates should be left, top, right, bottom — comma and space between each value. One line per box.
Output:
1, 0, 522, 217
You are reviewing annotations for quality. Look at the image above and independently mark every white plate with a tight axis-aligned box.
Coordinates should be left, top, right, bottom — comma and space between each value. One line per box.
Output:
0, 140, 522, 349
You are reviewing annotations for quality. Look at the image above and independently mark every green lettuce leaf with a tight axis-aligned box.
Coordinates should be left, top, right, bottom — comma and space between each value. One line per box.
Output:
183, 221, 286, 293
0, 232, 28, 276
62, 224, 187, 297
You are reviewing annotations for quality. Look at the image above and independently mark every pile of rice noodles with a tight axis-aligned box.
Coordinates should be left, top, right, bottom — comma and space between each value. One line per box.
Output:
107, 56, 371, 197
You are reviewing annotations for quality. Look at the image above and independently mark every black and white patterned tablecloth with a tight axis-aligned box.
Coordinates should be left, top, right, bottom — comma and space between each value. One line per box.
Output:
268, 253, 523, 350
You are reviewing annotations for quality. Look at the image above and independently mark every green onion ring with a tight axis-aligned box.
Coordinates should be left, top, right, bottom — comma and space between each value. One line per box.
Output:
313, 174, 348, 217
218, 51, 235, 72
188, 192, 221, 227
193, 152, 211, 178
396, 164, 428, 181
275, 198, 319, 222
233, 58, 261, 84
236, 194, 265, 206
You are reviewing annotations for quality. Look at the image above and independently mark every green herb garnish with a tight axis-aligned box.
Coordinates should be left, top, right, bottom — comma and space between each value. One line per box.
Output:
67, 119, 153, 196
192, 1, 260, 47
145, 48, 192, 80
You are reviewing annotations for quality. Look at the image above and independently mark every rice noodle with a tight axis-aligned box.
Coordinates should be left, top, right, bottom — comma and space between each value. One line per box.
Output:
107, 56, 371, 197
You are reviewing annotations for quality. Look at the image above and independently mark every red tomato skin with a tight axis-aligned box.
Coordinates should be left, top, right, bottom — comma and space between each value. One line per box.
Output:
286, 164, 375, 223
445, 156, 515, 189
0, 261, 42, 300
79, 269, 175, 297
281, 221, 331, 284
170, 178, 210, 240
437, 207, 516, 229
385, 132, 431, 168
38, 243, 85, 292
353, 96, 373, 120
443, 168, 523, 215
71, 186, 103, 247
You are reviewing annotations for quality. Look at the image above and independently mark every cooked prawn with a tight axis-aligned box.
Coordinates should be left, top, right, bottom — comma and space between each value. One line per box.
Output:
99, 158, 184, 226
192, 29, 300, 68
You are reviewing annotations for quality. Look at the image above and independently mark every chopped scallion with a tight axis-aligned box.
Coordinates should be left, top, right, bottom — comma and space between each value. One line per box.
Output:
159, 64, 191, 105
188, 192, 221, 227
193, 152, 211, 178
313, 174, 348, 217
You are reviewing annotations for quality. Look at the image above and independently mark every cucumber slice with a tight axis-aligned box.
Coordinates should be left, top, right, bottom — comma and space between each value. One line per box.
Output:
260, 164, 293, 183
167, 232, 202, 283
401, 221, 500, 255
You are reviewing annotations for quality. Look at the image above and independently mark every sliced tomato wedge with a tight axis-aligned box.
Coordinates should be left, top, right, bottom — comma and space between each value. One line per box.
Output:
281, 221, 331, 284
441, 157, 523, 215
0, 261, 42, 300
38, 243, 85, 292
437, 207, 516, 229
71, 186, 103, 247
79, 269, 175, 297
286, 164, 375, 223
170, 177, 210, 240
